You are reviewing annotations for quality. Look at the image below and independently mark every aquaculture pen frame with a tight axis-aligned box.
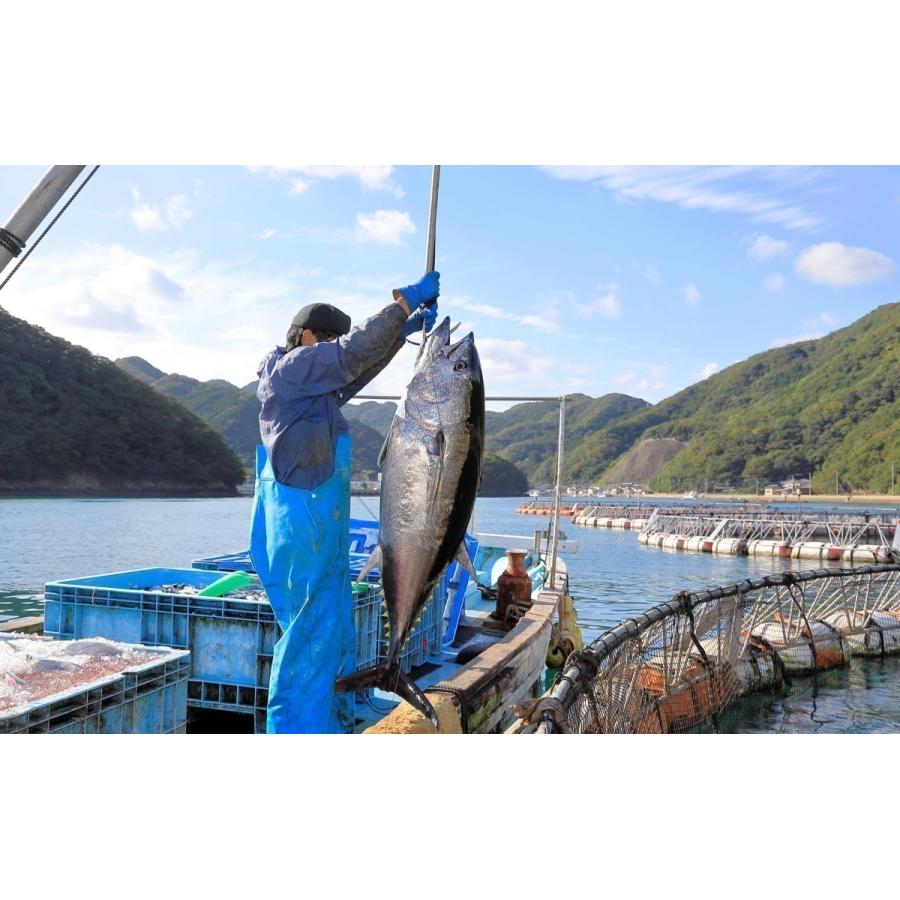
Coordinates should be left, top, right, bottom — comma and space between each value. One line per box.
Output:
512, 564, 900, 734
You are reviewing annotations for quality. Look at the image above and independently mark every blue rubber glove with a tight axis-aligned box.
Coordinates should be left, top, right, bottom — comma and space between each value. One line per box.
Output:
395, 271, 440, 309
400, 302, 438, 338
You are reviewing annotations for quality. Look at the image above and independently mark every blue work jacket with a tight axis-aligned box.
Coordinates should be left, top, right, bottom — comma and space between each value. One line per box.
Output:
257, 302, 406, 489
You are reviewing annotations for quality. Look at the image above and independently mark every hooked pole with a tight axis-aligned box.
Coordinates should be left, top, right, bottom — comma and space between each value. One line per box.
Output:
549, 395, 567, 591
424, 165, 440, 274
0, 166, 85, 277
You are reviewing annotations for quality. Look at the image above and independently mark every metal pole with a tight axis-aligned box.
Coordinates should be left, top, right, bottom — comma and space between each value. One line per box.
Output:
355, 394, 562, 402
424, 165, 440, 274
0, 166, 85, 276
549, 395, 567, 591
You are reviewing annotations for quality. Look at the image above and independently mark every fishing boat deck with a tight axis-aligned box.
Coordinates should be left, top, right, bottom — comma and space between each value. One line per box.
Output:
2, 532, 572, 735
359, 565, 568, 733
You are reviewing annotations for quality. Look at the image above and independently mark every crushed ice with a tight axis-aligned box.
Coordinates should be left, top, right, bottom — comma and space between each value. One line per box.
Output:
0, 634, 159, 713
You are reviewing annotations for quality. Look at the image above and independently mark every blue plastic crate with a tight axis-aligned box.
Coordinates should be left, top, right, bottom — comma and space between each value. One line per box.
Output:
195, 550, 376, 579
191, 551, 254, 573
192, 519, 381, 574
0, 647, 190, 734
44, 568, 383, 732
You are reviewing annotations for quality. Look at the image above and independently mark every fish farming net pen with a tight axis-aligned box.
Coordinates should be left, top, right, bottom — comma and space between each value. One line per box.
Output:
512, 564, 900, 734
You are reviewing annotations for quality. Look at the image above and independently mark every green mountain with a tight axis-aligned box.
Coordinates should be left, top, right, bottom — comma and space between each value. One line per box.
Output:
346, 419, 387, 481
480, 452, 529, 496
579, 302, 900, 493
114, 359, 389, 479
115, 356, 166, 384
338, 393, 642, 491
485, 393, 650, 484
342, 400, 397, 435
0, 310, 244, 495
111, 302, 900, 494
148, 372, 262, 466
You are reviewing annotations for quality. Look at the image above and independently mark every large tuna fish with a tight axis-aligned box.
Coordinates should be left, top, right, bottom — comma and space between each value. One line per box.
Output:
335, 316, 484, 727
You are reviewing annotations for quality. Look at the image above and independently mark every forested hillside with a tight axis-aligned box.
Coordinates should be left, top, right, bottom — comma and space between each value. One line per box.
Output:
583, 302, 900, 493
1, 311, 244, 494
109, 300, 900, 497
485, 393, 649, 484
115, 359, 388, 479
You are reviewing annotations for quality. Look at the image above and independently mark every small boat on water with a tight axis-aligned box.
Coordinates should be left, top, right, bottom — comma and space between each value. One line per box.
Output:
1, 521, 579, 734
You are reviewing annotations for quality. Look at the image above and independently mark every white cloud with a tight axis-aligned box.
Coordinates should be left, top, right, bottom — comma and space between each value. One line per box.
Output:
451, 298, 504, 318
635, 366, 667, 394
770, 332, 821, 348
699, 362, 720, 380
354, 210, 415, 246
333, 272, 402, 292
801, 312, 839, 331
0, 242, 309, 384
249, 166, 403, 198
251, 228, 278, 240
127, 186, 193, 233
747, 233, 790, 260
770, 313, 838, 348
358, 333, 593, 400
763, 273, 785, 292
795, 241, 895, 286
445, 293, 559, 333
613, 371, 636, 386
682, 282, 701, 306
633, 260, 661, 284
584, 283, 621, 318
544, 166, 828, 231
0, 239, 600, 401
475, 337, 591, 388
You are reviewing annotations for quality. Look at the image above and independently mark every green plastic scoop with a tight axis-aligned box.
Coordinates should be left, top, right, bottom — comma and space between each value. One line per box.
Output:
197, 570, 256, 597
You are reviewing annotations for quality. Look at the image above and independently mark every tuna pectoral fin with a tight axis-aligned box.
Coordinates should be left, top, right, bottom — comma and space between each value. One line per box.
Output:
424, 430, 445, 507
356, 546, 382, 582
334, 662, 390, 693
394, 672, 440, 731
454, 540, 478, 582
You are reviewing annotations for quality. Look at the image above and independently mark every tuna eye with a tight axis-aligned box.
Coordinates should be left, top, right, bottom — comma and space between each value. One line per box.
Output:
454, 360, 467, 371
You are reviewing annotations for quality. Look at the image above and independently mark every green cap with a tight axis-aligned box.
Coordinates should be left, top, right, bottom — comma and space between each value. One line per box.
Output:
291, 303, 351, 336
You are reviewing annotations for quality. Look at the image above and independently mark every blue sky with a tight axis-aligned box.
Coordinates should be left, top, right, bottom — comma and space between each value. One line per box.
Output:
1, 165, 898, 403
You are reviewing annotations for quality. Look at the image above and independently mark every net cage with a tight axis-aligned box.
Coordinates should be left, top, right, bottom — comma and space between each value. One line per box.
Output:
522, 564, 900, 734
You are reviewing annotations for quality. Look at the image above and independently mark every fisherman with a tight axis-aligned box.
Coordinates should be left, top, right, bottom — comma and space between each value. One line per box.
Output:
249, 273, 440, 734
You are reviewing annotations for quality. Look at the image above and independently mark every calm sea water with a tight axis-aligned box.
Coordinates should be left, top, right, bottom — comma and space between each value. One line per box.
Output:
2, 495, 898, 733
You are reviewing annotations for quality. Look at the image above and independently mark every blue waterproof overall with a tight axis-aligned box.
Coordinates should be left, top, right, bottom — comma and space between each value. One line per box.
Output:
249, 435, 356, 733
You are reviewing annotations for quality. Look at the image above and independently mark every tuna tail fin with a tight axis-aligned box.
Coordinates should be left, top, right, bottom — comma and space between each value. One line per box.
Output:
334, 664, 440, 731
394, 671, 440, 731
